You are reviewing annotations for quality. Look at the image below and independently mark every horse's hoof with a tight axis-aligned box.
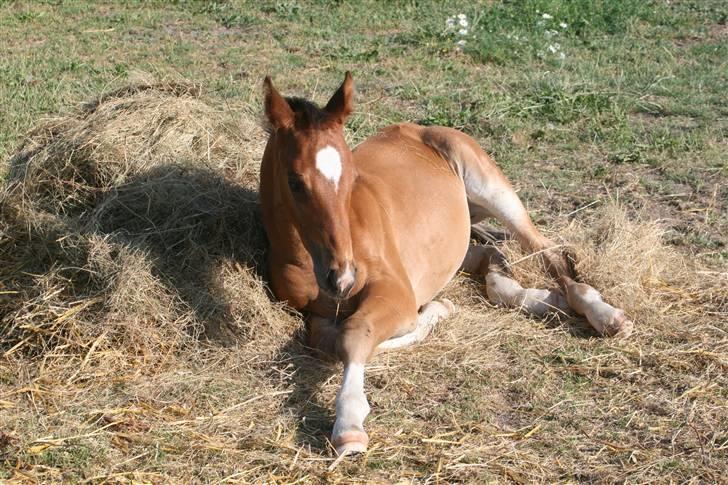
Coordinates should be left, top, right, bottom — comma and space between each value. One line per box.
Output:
605, 310, 634, 338
440, 298, 456, 314
333, 430, 369, 456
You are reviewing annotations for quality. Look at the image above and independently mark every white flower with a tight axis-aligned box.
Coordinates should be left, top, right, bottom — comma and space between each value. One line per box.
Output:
559, 22, 568, 29
446, 14, 473, 37
544, 29, 558, 38
455, 39, 467, 51
559, 51, 566, 59
548, 44, 558, 53
542, 13, 553, 20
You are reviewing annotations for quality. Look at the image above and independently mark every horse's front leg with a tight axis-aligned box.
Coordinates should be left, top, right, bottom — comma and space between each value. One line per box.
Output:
330, 277, 417, 457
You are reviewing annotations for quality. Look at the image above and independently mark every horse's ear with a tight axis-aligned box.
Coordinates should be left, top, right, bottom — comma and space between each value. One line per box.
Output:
263, 76, 294, 130
324, 71, 354, 124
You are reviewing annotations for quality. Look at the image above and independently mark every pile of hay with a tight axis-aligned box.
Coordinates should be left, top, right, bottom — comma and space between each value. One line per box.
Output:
1, 80, 288, 362
1, 81, 725, 482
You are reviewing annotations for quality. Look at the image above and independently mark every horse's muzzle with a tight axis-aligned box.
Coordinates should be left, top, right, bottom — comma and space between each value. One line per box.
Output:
326, 263, 357, 299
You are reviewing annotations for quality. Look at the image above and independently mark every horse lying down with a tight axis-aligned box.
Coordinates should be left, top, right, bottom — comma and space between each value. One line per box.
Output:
259, 72, 633, 457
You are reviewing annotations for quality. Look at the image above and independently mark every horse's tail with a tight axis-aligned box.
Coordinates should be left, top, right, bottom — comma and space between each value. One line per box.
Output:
420, 124, 574, 280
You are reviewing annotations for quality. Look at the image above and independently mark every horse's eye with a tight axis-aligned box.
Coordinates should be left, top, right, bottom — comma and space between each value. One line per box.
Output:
288, 173, 306, 196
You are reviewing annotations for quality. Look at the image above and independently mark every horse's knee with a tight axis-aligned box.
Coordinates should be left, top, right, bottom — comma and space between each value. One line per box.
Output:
462, 245, 507, 275
336, 318, 376, 363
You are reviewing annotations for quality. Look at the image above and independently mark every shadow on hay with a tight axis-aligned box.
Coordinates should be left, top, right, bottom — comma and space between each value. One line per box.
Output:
87, 164, 265, 340
0, 163, 267, 343
8, 159, 338, 448
94, 165, 340, 450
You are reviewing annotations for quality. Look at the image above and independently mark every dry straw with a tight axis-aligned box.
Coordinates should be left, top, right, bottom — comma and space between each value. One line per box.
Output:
0, 80, 725, 483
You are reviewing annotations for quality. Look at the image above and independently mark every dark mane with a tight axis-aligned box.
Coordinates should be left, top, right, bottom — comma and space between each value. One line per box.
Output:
285, 96, 332, 128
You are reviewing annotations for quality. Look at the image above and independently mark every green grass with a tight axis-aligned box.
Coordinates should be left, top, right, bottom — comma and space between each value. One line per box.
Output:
2, 1, 726, 183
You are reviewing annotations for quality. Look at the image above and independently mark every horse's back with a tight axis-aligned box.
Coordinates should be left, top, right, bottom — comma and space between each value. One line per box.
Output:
352, 123, 470, 306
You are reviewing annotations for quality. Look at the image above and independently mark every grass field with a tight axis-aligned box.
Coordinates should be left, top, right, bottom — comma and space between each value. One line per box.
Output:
1, 0, 726, 483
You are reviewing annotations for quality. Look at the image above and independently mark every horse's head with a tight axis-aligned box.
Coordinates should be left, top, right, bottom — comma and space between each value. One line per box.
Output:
263, 72, 357, 299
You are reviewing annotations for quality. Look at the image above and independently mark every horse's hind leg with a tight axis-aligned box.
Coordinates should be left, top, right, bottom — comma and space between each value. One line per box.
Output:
561, 278, 634, 337
462, 245, 569, 317
423, 126, 633, 337
463, 177, 633, 337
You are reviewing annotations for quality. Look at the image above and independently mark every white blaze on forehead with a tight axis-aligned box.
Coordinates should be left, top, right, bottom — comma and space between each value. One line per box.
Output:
315, 145, 342, 190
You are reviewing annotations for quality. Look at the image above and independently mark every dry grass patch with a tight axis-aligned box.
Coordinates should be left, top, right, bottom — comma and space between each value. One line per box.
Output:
1, 82, 726, 483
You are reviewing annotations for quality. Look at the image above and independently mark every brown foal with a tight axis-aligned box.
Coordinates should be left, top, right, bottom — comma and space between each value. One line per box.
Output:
259, 72, 633, 457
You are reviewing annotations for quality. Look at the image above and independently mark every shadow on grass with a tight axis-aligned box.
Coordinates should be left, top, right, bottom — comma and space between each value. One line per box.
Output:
271, 332, 339, 454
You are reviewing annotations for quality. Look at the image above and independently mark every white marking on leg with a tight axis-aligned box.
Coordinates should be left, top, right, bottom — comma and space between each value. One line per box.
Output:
486, 272, 568, 316
466, 179, 550, 250
332, 362, 369, 451
315, 145, 342, 190
566, 284, 633, 336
